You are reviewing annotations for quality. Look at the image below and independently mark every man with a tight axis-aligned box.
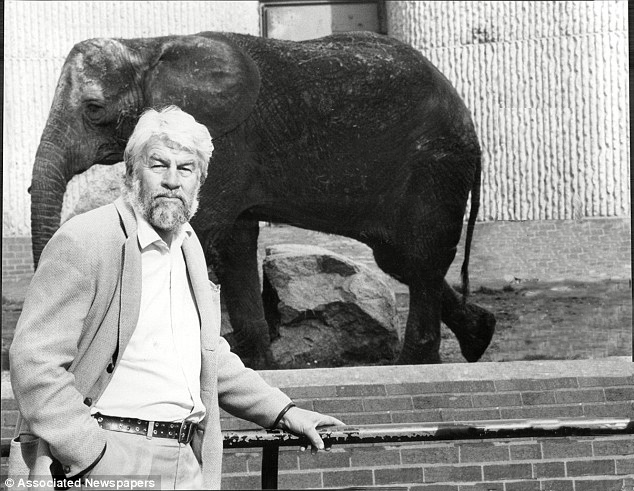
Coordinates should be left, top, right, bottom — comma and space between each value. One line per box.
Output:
9, 106, 343, 490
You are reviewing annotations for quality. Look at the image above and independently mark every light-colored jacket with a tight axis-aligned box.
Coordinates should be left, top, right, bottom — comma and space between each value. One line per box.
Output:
9, 197, 290, 489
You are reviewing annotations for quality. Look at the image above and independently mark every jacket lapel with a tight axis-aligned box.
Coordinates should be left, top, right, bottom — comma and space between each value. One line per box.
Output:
182, 237, 216, 350
113, 196, 216, 359
113, 198, 142, 356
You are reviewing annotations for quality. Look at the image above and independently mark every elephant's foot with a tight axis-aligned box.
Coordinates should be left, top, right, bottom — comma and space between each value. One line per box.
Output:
396, 348, 441, 365
235, 343, 277, 370
446, 304, 496, 362
245, 350, 277, 371
231, 320, 277, 369
395, 336, 442, 365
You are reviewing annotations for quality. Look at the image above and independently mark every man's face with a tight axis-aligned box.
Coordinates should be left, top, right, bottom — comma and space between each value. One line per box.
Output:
130, 138, 202, 235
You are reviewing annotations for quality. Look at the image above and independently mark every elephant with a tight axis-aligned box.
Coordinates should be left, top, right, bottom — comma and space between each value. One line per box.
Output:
30, 31, 495, 367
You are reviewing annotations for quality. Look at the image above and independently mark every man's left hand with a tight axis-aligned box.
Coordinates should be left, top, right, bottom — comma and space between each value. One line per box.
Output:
278, 407, 345, 453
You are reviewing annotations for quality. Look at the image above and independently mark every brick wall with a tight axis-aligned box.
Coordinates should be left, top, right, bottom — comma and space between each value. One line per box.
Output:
1, 360, 632, 490
4, 217, 629, 284
1, 238, 33, 281
447, 218, 632, 286
220, 359, 634, 490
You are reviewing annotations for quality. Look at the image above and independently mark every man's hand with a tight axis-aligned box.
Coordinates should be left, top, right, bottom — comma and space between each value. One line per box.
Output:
278, 407, 345, 453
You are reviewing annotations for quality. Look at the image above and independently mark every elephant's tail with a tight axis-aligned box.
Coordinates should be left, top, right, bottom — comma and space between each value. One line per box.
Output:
460, 152, 481, 301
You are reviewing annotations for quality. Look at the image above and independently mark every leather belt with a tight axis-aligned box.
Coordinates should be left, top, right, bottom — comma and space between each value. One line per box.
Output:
93, 413, 197, 444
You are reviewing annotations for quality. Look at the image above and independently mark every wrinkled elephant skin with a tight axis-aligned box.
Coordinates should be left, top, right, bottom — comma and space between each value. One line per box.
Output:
30, 31, 495, 367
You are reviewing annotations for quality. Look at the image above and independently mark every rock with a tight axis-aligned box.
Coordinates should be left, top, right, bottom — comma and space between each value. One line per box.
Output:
263, 244, 399, 368
61, 162, 125, 224
550, 285, 572, 292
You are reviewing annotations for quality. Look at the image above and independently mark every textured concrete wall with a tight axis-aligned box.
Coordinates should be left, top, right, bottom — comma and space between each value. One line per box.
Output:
4, 1, 630, 238
386, 1, 630, 221
3, 1, 630, 279
2, 0, 260, 237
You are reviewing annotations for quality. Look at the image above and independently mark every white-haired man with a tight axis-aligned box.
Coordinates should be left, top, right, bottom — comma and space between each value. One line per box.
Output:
10, 106, 343, 490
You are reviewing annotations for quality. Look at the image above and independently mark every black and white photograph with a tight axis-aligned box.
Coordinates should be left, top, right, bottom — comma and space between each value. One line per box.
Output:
2, 1, 632, 490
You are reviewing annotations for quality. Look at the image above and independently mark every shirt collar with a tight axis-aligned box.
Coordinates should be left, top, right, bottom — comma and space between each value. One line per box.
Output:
133, 206, 193, 250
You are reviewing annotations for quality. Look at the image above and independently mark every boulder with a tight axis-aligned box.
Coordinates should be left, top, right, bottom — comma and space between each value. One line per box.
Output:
263, 244, 399, 368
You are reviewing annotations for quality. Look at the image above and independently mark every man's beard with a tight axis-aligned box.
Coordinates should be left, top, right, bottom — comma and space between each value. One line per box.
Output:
123, 178, 200, 234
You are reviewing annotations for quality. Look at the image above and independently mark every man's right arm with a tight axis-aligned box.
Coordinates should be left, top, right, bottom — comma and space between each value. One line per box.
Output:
10, 227, 107, 477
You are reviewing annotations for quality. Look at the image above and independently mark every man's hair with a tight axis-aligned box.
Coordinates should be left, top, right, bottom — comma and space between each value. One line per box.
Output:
123, 106, 213, 182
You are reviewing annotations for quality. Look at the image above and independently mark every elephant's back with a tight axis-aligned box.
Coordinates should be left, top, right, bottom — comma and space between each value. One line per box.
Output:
217, 31, 477, 159
220, 31, 450, 99
202, 33, 479, 236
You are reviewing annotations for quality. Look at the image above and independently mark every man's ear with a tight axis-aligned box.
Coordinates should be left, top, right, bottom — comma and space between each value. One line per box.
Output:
145, 35, 261, 138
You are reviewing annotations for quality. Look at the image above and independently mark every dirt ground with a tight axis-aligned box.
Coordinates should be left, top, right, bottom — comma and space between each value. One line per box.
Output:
439, 278, 632, 364
255, 225, 633, 366
2, 225, 631, 367
265, 279, 632, 368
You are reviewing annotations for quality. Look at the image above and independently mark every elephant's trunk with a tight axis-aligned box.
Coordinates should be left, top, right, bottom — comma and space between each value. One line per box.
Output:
30, 139, 74, 268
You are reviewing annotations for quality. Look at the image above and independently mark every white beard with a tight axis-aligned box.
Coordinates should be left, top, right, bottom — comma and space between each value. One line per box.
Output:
123, 177, 200, 234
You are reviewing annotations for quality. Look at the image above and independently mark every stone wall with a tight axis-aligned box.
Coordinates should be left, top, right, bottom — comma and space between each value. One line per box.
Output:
2, 359, 632, 490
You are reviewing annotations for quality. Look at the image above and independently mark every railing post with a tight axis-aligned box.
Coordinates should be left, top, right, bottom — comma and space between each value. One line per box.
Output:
261, 444, 280, 489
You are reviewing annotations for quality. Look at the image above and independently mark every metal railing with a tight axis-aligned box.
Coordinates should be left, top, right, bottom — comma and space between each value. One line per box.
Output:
223, 417, 634, 489
2, 417, 631, 489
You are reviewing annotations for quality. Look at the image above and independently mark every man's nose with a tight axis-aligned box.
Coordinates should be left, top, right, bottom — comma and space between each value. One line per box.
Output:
162, 166, 181, 189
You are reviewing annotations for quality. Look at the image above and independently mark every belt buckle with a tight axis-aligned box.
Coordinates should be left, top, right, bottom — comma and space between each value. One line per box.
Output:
178, 420, 195, 444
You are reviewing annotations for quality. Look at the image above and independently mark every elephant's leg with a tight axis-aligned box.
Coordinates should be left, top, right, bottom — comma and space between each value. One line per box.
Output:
396, 278, 444, 364
441, 281, 496, 362
372, 244, 445, 364
372, 240, 494, 362
216, 217, 274, 369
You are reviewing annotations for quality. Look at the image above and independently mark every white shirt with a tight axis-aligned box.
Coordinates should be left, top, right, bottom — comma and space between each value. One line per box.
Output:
93, 210, 206, 423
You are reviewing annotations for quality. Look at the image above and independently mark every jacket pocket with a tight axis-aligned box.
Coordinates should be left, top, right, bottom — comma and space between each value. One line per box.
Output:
190, 428, 204, 464
8, 434, 40, 479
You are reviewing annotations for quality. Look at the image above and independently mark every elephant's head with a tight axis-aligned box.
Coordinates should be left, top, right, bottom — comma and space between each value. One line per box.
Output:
31, 33, 260, 266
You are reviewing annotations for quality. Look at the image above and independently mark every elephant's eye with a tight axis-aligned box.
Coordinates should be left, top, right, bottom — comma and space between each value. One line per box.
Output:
84, 103, 106, 122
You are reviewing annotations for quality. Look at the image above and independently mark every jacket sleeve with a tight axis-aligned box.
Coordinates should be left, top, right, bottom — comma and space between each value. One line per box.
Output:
9, 226, 106, 477
216, 336, 292, 429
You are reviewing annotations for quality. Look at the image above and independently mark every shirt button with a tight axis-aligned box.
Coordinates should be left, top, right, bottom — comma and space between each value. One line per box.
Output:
83, 397, 92, 406
106, 363, 115, 373
63, 465, 71, 473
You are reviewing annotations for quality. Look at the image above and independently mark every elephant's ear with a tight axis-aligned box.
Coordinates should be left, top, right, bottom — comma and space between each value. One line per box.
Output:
145, 35, 260, 138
